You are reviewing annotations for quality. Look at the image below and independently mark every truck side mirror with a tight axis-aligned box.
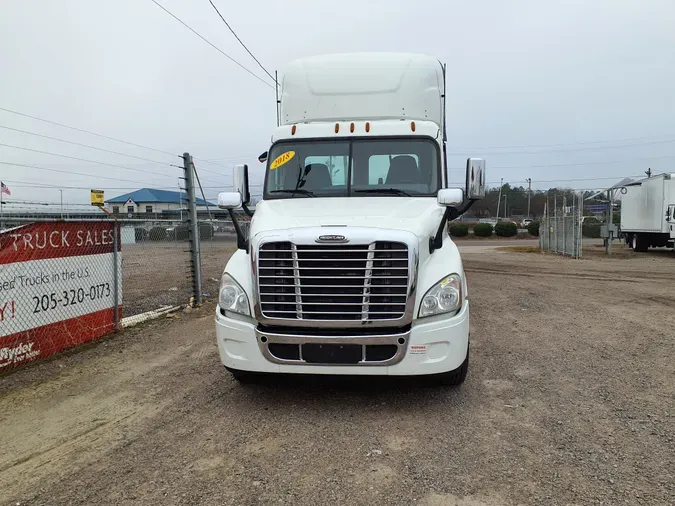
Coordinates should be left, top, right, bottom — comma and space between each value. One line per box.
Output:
233, 164, 251, 205
258, 151, 268, 163
437, 188, 464, 206
466, 158, 486, 200
218, 192, 242, 209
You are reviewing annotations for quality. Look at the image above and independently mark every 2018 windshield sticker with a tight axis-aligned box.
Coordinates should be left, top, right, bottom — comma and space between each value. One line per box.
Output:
270, 151, 295, 170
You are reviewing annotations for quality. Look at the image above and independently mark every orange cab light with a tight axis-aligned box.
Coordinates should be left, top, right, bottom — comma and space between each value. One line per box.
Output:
365, 122, 370, 133
335, 123, 340, 133
411, 121, 416, 132
350, 122, 355, 133
291, 125, 296, 135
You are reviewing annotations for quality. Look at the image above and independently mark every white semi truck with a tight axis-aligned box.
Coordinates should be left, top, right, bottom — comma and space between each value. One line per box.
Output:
215, 53, 486, 385
620, 173, 675, 251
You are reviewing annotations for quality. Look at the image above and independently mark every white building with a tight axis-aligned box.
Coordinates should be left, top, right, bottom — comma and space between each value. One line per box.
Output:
105, 188, 215, 214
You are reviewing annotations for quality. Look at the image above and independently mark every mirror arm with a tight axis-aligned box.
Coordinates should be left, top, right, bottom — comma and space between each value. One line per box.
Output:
429, 199, 477, 254
241, 202, 254, 217
227, 208, 249, 251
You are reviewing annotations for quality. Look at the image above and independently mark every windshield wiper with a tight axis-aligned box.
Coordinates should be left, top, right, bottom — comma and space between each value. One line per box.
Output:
354, 188, 412, 197
269, 189, 315, 197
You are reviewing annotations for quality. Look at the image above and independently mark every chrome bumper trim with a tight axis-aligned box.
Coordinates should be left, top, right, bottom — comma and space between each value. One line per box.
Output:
255, 328, 410, 366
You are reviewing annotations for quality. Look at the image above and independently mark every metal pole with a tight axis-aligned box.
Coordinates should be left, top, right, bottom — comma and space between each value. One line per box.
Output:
59, 189, 63, 219
113, 220, 120, 330
579, 192, 583, 258
178, 177, 183, 222
275, 70, 280, 127
526, 178, 532, 218
563, 196, 567, 256
184, 152, 203, 305
496, 178, 503, 220
607, 189, 614, 256
504, 194, 508, 219
554, 195, 558, 253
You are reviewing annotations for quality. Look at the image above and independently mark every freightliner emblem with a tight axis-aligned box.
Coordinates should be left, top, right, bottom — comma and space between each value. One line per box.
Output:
316, 234, 349, 243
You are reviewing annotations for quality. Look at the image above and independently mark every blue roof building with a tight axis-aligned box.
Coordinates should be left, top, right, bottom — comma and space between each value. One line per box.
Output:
105, 188, 216, 214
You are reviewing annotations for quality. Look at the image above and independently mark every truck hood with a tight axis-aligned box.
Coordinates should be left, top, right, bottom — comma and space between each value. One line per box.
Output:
250, 197, 444, 240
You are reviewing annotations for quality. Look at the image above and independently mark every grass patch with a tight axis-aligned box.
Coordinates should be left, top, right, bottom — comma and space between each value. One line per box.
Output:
496, 245, 541, 253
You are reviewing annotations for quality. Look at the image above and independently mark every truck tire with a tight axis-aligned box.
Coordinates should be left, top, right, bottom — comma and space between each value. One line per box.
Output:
437, 348, 469, 386
632, 234, 648, 253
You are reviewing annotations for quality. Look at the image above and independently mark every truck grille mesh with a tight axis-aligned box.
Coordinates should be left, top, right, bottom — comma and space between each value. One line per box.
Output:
258, 241, 409, 321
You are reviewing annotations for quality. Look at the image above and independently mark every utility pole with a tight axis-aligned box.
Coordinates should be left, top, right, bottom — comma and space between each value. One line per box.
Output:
526, 178, 532, 218
59, 189, 64, 219
496, 177, 503, 220
606, 188, 614, 256
183, 152, 203, 305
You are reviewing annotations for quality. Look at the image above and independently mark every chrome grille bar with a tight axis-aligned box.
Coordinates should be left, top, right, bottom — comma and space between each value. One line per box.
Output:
258, 241, 409, 322
291, 243, 302, 319
362, 243, 376, 320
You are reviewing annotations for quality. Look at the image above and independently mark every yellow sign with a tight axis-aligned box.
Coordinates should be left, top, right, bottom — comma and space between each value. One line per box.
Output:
90, 189, 105, 207
270, 151, 295, 170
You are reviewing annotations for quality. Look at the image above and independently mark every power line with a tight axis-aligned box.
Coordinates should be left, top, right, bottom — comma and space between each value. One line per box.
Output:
148, 0, 274, 89
447, 133, 675, 151
2, 179, 181, 191
0, 142, 180, 179
490, 154, 675, 170
0, 125, 176, 166
206, 0, 275, 81
4, 199, 92, 207
0, 142, 227, 186
0, 161, 167, 186
447, 138, 675, 156
0, 106, 177, 156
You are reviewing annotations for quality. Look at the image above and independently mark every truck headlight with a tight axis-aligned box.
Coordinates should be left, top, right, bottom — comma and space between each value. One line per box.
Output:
219, 273, 250, 316
418, 274, 462, 318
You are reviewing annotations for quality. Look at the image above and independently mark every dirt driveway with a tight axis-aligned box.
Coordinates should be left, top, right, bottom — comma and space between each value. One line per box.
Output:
1, 247, 674, 505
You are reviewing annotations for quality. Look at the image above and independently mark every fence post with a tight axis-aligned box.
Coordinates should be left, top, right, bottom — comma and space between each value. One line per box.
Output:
184, 152, 203, 305
113, 220, 120, 329
578, 192, 583, 258
564, 196, 568, 256
554, 196, 558, 254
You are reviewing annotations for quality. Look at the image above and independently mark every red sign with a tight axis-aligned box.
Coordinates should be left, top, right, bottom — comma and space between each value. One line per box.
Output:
0, 222, 122, 371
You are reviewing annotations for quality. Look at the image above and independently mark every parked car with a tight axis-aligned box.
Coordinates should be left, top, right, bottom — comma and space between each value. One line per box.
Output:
521, 218, 533, 227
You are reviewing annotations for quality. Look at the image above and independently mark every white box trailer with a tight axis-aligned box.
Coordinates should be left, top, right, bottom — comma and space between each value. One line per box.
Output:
620, 173, 675, 251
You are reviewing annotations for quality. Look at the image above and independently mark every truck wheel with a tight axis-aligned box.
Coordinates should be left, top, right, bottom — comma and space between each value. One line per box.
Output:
632, 234, 648, 252
437, 348, 469, 387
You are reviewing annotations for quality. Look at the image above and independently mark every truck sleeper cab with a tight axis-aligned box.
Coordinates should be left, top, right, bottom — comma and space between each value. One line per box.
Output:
215, 53, 486, 385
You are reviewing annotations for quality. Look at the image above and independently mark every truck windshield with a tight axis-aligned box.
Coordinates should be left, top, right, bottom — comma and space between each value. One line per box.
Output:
264, 138, 440, 199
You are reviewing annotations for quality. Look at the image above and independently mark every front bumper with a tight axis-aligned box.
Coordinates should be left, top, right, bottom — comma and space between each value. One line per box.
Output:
214, 301, 469, 376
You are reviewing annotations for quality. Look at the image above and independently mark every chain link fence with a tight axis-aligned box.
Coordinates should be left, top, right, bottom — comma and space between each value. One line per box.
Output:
539, 194, 583, 258
117, 218, 194, 316
198, 217, 249, 298
0, 151, 260, 370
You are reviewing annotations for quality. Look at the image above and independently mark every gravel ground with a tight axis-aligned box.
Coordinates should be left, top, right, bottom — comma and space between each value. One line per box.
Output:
1, 245, 674, 505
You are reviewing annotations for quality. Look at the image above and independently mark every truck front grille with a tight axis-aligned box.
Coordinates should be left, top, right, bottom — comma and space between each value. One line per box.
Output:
258, 241, 409, 321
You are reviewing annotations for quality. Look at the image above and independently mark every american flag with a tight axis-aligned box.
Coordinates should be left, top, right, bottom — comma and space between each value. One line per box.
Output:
1, 181, 10, 196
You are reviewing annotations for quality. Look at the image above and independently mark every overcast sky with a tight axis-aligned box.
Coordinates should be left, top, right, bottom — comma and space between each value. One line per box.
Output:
1, 0, 674, 209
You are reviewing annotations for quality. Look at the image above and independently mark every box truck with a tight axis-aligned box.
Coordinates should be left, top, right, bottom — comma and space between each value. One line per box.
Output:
620, 173, 675, 251
215, 53, 486, 385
